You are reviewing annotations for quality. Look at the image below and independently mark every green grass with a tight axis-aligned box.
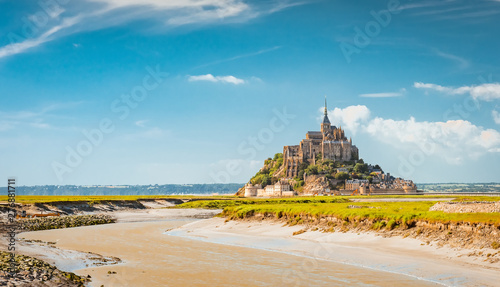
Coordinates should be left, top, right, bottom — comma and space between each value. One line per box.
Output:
0, 195, 236, 204
3, 194, 498, 205
175, 196, 351, 209
219, 200, 500, 228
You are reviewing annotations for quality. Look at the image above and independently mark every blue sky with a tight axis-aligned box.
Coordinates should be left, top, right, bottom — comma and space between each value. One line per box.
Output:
1, 0, 500, 186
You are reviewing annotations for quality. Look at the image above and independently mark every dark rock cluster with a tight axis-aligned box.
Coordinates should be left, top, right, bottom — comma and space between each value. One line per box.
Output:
0, 251, 88, 286
19, 214, 115, 231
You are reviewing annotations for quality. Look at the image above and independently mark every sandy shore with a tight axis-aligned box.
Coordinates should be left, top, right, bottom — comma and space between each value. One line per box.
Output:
11, 207, 499, 286
16, 209, 444, 287
167, 217, 500, 287
12, 209, 221, 268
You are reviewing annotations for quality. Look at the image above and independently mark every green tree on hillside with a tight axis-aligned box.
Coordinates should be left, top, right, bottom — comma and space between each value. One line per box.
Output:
273, 153, 283, 160
315, 152, 322, 162
335, 172, 350, 181
354, 163, 368, 174
305, 165, 318, 175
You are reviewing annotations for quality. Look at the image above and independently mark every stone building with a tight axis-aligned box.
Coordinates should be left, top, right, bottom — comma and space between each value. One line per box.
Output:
345, 179, 369, 190
243, 183, 261, 197
244, 180, 293, 197
283, 98, 359, 178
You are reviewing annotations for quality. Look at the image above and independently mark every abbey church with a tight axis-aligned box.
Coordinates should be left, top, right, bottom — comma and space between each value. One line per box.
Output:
283, 99, 359, 178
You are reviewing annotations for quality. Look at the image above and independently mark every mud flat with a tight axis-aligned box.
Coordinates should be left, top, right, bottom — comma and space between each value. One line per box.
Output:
18, 210, 440, 287
167, 217, 500, 287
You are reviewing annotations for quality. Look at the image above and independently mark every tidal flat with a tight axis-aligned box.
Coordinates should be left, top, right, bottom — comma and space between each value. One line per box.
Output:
15, 209, 446, 286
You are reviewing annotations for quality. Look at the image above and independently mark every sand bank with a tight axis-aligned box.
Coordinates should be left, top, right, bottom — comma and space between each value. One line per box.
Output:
18, 209, 440, 287
167, 217, 500, 287
13, 209, 221, 270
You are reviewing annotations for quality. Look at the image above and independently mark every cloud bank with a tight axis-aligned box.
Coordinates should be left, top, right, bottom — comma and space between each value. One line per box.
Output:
414, 82, 500, 101
322, 105, 500, 164
188, 74, 245, 84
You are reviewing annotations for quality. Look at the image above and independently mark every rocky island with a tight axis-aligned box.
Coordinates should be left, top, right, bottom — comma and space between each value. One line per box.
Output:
238, 99, 419, 197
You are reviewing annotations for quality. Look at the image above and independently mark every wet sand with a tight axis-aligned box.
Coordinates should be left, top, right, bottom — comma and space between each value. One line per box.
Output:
170, 218, 500, 287
18, 211, 442, 287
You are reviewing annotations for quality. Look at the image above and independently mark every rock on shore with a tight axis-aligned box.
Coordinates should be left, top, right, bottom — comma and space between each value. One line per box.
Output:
0, 251, 88, 286
19, 214, 115, 232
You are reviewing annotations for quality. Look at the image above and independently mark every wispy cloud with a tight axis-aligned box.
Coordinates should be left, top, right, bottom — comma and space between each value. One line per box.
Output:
135, 119, 149, 128
432, 10, 500, 21
0, 102, 83, 132
493, 110, 500, 125
360, 89, 406, 98
411, 5, 472, 17
0, 16, 81, 59
431, 48, 469, 70
193, 46, 282, 70
397, 2, 446, 12
85, 0, 253, 25
188, 74, 245, 85
0, 0, 304, 60
403, 1, 500, 21
360, 93, 402, 98
414, 82, 500, 101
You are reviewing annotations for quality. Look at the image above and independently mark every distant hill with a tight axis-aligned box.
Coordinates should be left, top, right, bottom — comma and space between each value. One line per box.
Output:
417, 183, 500, 193
0, 184, 244, 196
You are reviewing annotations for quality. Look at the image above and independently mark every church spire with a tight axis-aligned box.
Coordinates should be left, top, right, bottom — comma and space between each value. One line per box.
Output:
322, 96, 331, 125
324, 95, 328, 116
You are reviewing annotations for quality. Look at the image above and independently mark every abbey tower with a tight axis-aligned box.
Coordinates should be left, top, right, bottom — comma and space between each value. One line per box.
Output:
283, 98, 359, 178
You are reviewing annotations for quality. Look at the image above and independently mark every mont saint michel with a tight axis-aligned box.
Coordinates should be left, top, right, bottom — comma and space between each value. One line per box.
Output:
241, 99, 418, 198
2, 1, 500, 286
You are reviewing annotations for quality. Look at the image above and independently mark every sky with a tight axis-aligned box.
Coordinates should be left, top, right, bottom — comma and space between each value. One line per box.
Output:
1, 0, 500, 186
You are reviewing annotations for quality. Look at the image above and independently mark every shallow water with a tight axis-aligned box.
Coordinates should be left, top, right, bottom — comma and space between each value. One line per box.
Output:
20, 220, 441, 287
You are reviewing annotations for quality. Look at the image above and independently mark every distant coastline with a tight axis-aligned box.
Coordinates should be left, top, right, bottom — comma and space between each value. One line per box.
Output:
418, 183, 500, 193
1, 183, 499, 196
0, 183, 244, 196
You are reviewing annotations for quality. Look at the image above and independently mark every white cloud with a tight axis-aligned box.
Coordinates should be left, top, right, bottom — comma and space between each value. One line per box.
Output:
414, 82, 500, 101
0, 0, 305, 60
365, 117, 500, 155
493, 110, 500, 125
188, 74, 245, 85
0, 16, 81, 59
359, 92, 402, 98
325, 105, 370, 135
87, 0, 251, 25
320, 105, 500, 164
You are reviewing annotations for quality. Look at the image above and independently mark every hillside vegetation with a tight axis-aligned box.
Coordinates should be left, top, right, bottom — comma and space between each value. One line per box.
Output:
246, 152, 383, 193
176, 197, 350, 209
